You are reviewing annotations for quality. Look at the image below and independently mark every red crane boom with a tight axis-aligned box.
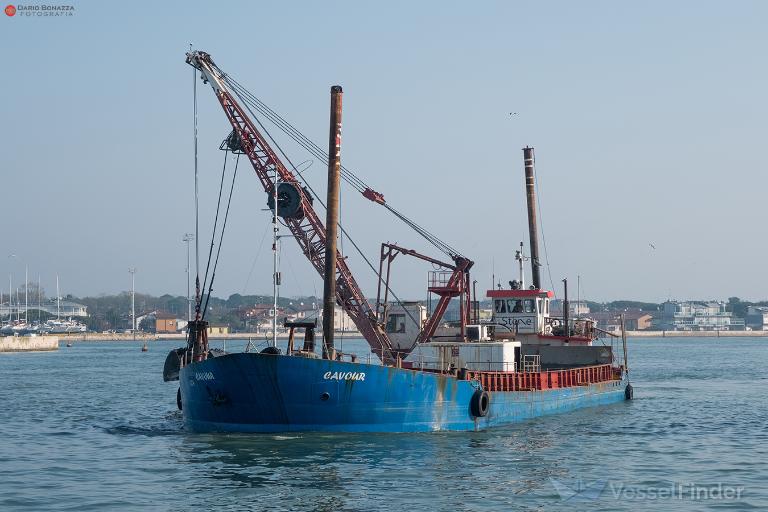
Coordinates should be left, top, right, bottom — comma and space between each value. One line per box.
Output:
187, 51, 474, 364
187, 51, 396, 364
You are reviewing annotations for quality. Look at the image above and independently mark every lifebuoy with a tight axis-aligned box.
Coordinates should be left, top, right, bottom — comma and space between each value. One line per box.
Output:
470, 389, 490, 417
177, 387, 182, 410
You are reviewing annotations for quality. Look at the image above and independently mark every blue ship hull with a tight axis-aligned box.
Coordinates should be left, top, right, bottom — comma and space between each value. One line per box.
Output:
179, 353, 628, 433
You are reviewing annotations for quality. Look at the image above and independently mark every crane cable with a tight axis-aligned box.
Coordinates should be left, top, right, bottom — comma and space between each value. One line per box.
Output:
192, 51, 201, 320
227, 79, 422, 336
220, 72, 463, 260
200, 149, 230, 302
228, 77, 460, 259
532, 151, 556, 295
200, 153, 241, 320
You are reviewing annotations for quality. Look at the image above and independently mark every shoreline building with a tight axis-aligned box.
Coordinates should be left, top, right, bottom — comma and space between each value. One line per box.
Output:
655, 301, 743, 331
156, 312, 180, 334
745, 306, 768, 331
589, 310, 653, 333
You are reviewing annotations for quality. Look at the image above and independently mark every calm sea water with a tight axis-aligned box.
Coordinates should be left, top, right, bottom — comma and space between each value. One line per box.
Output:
0, 337, 766, 511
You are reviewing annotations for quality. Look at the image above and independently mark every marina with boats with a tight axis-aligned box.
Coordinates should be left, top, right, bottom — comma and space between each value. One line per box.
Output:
1, 277, 87, 336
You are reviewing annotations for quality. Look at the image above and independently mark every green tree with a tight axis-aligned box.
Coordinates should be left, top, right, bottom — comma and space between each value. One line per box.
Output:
727, 297, 749, 318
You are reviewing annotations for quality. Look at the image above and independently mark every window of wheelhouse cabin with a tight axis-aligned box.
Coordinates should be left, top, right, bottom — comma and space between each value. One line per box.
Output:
524, 299, 535, 313
495, 298, 537, 314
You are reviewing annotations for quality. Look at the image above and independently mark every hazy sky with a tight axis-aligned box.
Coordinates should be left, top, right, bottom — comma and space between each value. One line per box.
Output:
2, 1, 767, 303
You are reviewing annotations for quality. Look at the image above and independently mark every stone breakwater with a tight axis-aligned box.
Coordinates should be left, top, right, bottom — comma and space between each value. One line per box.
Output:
626, 330, 768, 338
55, 331, 363, 342
0, 336, 59, 352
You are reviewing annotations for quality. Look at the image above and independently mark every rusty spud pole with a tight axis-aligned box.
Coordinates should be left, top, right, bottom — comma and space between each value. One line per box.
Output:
523, 147, 542, 289
322, 85, 343, 360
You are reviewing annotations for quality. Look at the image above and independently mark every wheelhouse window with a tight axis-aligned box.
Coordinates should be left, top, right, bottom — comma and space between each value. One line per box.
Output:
524, 299, 536, 313
508, 299, 523, 313
495, 299, 507, 313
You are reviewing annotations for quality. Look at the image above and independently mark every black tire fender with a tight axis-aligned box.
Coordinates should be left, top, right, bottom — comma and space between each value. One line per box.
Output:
470, 389, 490, 417
177, 387, 182, 411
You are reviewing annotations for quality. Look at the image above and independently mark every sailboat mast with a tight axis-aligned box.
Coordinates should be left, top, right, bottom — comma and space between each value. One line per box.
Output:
322, 85, 343, 360
56, 274, 60, 320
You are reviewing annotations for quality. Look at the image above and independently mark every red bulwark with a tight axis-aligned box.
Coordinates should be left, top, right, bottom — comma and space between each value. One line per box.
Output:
463, 364, 619, 392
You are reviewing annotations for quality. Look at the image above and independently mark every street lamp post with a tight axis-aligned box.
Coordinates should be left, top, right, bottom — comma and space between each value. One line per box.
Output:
128, 268, 137, 339
183, 233, 194, 321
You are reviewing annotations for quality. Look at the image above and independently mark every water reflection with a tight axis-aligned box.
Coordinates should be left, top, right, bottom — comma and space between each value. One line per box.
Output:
168, 423, 566, 510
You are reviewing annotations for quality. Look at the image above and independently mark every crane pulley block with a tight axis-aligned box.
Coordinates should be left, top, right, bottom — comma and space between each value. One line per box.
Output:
267, 182, 308, 219
220, 130, 246, 154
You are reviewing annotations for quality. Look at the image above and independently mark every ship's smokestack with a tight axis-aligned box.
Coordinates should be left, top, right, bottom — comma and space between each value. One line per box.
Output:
322, 85, 343, 360
523, 147, 542, 289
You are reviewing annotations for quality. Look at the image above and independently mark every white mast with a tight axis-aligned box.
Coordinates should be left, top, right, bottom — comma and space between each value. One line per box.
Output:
24, 265, 28, 323
56, 274, 60, 320
272, 171, 279, 349
515, 241, 526, 289
8, 275, 11, 322
577, 275, 581, 319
